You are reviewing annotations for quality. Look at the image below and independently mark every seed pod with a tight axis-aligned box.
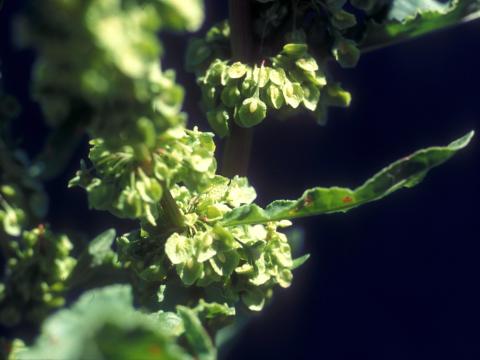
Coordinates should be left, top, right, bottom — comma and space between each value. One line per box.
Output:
236, 98, 267, 127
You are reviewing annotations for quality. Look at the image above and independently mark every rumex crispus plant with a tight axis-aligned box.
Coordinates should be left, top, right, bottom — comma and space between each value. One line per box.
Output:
0, 0, 478, 359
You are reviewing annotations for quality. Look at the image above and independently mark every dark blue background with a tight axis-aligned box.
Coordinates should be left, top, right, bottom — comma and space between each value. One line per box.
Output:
1, 1, 480, 359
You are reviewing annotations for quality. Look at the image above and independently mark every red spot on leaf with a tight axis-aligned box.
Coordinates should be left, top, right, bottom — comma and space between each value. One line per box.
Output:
149, 345, 162, 355
342, 196, 353, 204
303, 195, 313, 207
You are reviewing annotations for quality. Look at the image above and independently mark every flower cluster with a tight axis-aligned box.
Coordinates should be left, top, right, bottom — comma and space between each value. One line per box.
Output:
0, 225, 76, 327
118, 176, 296, 311
69, 126, 216, 225
15, 0, 201, 139
0, 95, 48, 237
186, 22, 352, 136
253, 0, 363, 68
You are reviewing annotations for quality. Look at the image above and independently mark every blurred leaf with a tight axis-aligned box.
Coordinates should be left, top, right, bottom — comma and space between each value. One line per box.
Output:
18, 285, 191, 360
177, 306, 216, 360
88, 228, 117, 266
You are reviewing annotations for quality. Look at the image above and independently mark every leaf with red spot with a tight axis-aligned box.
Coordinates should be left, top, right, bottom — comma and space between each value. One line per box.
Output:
220, 131, 474, 227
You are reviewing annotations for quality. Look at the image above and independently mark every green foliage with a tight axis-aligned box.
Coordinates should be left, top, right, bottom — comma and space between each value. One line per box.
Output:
15, 285, 190, 359
0, 94, 48, 236
0, 225, 76, 327
69, 126, 216, 225
119, 176, 297, 311
221, 131, 474, 226
0, 0, 477, 359
187, 23, 352, 134
361, 0, 480, 50
13, 285, 233, 359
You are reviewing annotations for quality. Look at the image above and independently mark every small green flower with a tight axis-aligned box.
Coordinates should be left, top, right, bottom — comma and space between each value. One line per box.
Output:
282, 81, 304, 108
236, 98, 267, 127
227, 62, 248, 79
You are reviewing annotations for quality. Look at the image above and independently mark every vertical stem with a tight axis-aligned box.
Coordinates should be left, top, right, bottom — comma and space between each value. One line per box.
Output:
221, 0, 255, 178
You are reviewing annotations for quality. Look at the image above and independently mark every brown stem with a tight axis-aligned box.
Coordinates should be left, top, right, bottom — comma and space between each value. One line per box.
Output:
221, 0, 255, 178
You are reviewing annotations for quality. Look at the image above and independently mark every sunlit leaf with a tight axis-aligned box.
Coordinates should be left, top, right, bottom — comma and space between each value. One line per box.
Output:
221, 131, 474, 226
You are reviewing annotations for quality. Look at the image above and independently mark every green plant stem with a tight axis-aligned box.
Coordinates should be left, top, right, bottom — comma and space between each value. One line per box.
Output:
161, 187, 185, 229
221, 0, 255, 178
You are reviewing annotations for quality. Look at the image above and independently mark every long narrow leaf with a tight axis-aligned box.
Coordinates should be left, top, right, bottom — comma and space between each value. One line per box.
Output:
221, 131, 474, 227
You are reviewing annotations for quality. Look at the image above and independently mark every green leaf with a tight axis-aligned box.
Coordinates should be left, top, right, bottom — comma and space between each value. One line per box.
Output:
269, 68, 287, 86
361, 0, 480, 51
207, 109, 230, 138
332, 38, 361, 68
165, 233, 191, 265
281, 43, 308, 57
295, 57, 319, 72
19, 285, 191, 360
178, 260, 204, 285
156, 0, 205, 32
292, 254, 310, 270
282, 81, 304, 109
252, 65, 270, 88
220, 131, 474, 226
88, 228, 116, 267
236, 98, 267, 127
266, 84, 285, 110
241, 288, 265, 311
302, 83, 321, 111
154, 311, 185, 337
227, 62, 248, 79
331, 10, 357, 30
220, 85, 242, 108
177, 306, 216, 360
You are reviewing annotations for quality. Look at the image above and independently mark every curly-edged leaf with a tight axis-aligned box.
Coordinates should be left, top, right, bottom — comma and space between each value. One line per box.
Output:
221, 131, 474, 226
361, 0, 480, 51
177, 306, 216, 360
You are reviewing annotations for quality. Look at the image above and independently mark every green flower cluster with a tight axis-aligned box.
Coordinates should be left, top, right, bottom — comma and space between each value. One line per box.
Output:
186, 22, 352, 135
1, 96, 48, 237
119, 176, 296, 311
69, 126, 216, 225
185, 21, 231, 73
15, 0, 197, 142
199, 42, 351, 135
0, 225, 76, 327
0, 184, 28, 237
253, 0, 364, 68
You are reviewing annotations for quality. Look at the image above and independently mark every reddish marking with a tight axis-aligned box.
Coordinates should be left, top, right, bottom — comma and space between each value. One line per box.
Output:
148, 345, 162, 355
157, 148, 167, 155
342, 196, 353, 204
261, 59, 266, 67
200, 215, 209, 222
303, 195, 313, 207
